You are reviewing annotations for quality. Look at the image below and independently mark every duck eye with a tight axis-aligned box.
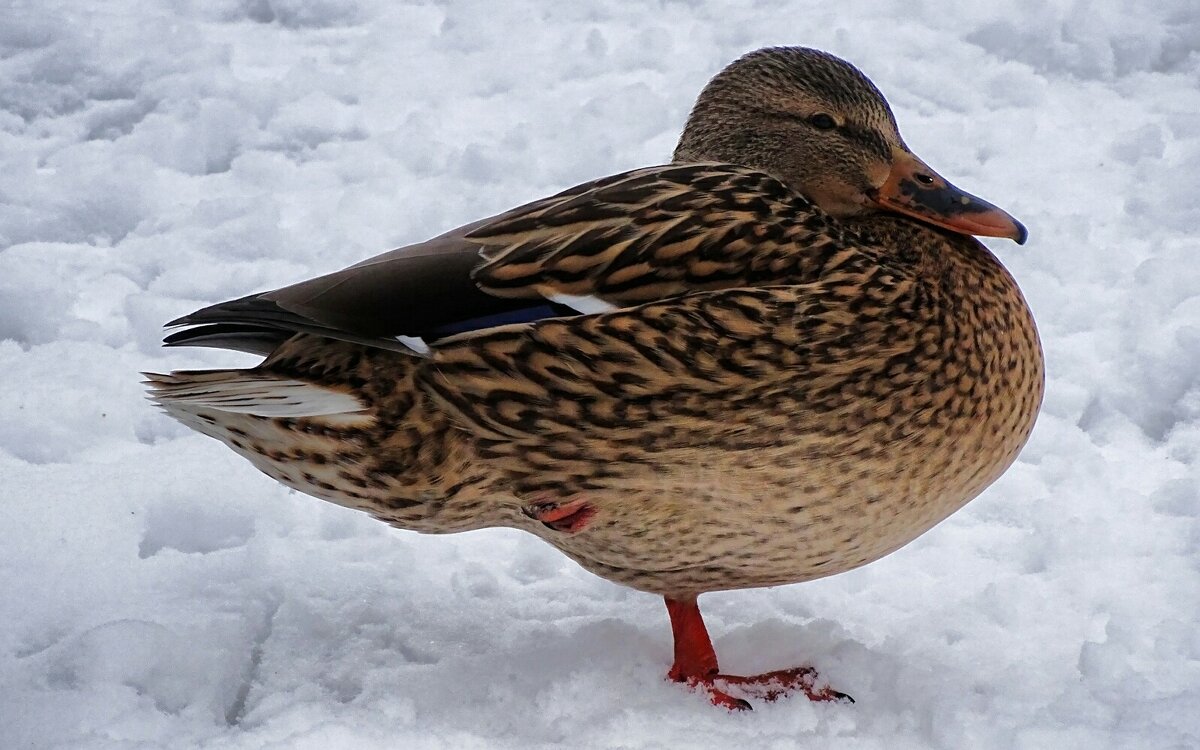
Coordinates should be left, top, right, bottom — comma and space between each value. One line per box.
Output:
810, 113, 837, 130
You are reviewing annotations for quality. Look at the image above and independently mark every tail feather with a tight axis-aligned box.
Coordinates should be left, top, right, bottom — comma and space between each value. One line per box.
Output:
144, 370, 373, 428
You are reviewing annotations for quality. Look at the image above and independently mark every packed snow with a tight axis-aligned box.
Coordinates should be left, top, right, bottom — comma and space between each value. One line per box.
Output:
2, 1, 1199, 748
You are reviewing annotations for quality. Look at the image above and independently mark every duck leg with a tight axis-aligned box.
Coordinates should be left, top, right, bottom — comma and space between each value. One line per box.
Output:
522, 497, 596, 533
664, 596, 852, 710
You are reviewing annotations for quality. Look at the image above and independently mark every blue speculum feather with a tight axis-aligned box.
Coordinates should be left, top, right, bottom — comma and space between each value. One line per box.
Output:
425, 303, 575, 337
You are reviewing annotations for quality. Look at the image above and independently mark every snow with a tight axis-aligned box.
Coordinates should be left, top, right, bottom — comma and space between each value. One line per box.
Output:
2, 1, 1199, 747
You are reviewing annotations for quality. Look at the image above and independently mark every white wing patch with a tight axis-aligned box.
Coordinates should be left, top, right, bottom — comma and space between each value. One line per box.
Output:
548, 293, 617, 315
395, 335, 431, 356
144, 371, 372, 427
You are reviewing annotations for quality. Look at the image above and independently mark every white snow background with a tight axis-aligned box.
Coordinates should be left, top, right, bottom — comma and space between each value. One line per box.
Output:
2, 1, 1199, 748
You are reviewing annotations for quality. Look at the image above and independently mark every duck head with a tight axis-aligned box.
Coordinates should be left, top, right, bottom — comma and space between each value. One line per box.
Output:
673, 47, 1026, 244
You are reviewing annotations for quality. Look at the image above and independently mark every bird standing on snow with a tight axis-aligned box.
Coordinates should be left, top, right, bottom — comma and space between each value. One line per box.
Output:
148, 47, 1044, 710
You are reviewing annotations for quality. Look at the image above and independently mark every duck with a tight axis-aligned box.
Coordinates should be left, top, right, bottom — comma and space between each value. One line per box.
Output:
147, 46, 1044, 711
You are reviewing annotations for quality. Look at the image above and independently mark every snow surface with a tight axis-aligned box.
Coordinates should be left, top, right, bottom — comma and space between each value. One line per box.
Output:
3, 1, 1200, 748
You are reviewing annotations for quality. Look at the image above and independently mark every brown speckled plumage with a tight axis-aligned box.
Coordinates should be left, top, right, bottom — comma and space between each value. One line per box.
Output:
147, 46, 1043, 706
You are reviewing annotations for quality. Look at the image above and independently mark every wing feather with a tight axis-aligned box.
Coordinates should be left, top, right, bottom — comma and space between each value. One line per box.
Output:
164, 163, 852, 355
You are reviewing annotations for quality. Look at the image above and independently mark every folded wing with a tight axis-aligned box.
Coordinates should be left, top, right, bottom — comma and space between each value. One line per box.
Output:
165, 163, 845, 356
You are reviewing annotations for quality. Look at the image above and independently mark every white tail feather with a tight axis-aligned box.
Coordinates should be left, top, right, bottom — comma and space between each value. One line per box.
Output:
144, 371, 372, 427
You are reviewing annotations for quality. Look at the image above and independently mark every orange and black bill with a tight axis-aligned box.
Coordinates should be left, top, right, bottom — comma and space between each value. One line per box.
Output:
870, 151, 1028, 244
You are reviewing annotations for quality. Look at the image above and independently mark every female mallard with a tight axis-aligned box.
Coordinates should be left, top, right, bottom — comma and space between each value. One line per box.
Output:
148, 47, 1043, 710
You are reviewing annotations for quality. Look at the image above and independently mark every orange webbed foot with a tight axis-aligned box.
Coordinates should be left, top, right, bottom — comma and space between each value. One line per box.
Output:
669, 666, 852, 711
669, 672, 753, 711
663, 596, 852, 711
713, 666, 853, 705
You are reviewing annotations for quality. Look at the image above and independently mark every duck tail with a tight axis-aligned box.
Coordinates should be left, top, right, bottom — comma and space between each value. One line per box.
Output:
143, 370, 375, 436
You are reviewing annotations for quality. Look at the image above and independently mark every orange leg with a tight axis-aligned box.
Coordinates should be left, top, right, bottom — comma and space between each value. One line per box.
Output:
664, 596, 853, 710
523, 497, 596, 533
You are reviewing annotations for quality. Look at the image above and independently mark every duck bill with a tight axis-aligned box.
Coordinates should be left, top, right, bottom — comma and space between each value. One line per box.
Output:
869, 152, 1027, 244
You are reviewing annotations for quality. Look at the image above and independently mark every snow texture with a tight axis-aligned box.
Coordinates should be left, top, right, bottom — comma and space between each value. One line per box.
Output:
2, 1, 1199, 748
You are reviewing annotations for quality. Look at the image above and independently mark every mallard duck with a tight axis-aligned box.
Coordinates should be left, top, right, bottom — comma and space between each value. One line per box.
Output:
147, 47, 1043, 710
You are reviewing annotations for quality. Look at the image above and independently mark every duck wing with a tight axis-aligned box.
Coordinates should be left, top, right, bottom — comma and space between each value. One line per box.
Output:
164, 163, 844, 356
